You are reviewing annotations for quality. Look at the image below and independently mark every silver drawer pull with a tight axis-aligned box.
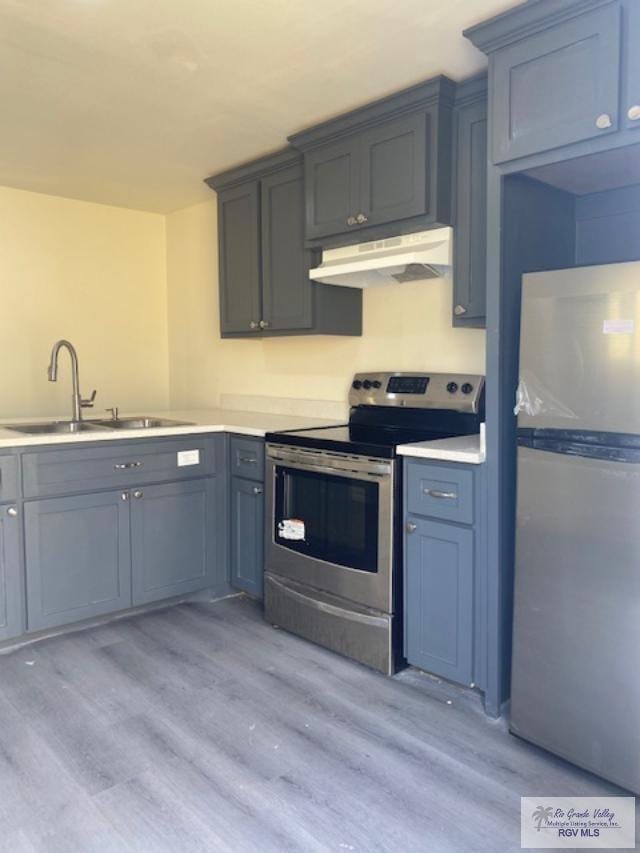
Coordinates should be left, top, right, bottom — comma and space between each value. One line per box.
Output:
6, 506, 17, 518
423, 488, 457, 500
239, 456, 257, 465
114, 461, 143, 470
252, 486, 263, 495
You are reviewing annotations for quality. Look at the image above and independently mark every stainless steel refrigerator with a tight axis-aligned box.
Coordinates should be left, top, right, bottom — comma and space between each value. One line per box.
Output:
511, 260, 640, 795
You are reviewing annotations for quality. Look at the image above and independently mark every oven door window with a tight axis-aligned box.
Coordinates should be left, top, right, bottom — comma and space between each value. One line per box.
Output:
274, 466, 379, 572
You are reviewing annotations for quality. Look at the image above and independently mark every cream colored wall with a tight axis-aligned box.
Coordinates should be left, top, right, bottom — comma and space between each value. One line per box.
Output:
166, 199, 485, 409
0, 186, 169, 419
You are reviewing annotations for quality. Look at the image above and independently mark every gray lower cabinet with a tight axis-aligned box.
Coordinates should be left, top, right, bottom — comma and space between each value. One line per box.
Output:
405, 517, 474, 685
25, 490, 132, 632
404, 458, 485, 690
0, 502, 22, 642
453, 77, 487, 327
230, 476, 264, 599
131, 478, 217, 606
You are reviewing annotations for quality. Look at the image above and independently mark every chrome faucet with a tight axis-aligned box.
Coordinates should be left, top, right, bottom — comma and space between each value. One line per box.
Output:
47, 340, 96, 422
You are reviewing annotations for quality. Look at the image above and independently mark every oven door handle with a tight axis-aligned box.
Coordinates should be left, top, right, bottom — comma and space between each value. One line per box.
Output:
268, 455, 391, 481
267, 575, 389, 628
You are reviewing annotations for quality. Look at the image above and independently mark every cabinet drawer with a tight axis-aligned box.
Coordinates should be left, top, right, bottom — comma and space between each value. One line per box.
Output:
230, 436, 264, 482
22, 436, 220, 498
0, 455, 18, 503
406, 461, 473, 524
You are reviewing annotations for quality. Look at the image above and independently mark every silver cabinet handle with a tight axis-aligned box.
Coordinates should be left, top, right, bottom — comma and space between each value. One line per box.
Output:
259, 320, 270, 329
249, 321, 259, 330
406, 521, 417, 534
346, 215, 357, 226
133, 490, 144, 499
356, 213, 369, 224
423, 488, 457, 500
454, 304, 467, 316
6, 506, 17, 518
121, 492, 130, 501
252, 486, 263, 495
628, 105, 640, 121
595, 113, 613, 129
114, 461, 143, 470
239, 456, 257, 465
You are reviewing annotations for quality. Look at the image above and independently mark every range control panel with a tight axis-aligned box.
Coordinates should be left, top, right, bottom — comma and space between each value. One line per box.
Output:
348, 372, 485, 413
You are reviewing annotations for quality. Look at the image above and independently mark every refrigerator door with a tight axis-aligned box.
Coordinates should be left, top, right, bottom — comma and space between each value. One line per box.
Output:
518, 261, 640, 433
511, 446, 640, 794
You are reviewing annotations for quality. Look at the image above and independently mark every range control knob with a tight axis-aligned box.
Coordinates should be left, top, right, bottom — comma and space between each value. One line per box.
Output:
362, 380, 372, 390
461, 382, 474, 395
372, 380, 382, 389
352, 380, 362, 390
446, 381, 458, 394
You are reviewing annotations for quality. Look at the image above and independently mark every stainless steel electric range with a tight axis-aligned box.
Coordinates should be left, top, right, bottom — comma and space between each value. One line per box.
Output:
264, 372, 485, 674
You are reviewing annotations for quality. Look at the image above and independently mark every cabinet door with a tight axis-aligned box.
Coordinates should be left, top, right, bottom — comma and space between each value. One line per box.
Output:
359, 111, 428, 228
453, 98, 487, 325
131, 479, 216, 606
492, 3, 621, 163
261, 164, 312, 331
218, 181, 262, 335
0, 504, 22, 642
405, 517, 473, 685
230, 477, 264, 599
624, 0, 640, 130
25, 491, 131, 632
304, 137, 359, 240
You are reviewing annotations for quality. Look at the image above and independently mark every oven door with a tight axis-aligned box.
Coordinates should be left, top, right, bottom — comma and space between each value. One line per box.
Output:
265, 443, 394, 613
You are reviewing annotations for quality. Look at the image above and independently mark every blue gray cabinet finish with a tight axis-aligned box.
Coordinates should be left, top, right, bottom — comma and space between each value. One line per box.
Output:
22, 436, 217, 499
131, 478, 217, 606
216, 180, 261, 335
0, 502, 22, 642
624, 0, 640, 130
405, 517, 474, 685
230, 476, 264, 599
0, 455, 18, 503
453, 76, 488, 327
230, 435, 265, 482
289, 76, 455, 248
207, 149, 361, 338
25, 490, 132, 631
406, 462, 474, 525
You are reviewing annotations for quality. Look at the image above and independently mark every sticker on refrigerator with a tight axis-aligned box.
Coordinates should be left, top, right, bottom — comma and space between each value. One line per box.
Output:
278, 519, 305, 541
603, 319, 634, 335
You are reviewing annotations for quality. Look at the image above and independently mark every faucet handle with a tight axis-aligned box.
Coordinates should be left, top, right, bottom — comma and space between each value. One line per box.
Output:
81, 389, 97, 409
105, 406, 119, 421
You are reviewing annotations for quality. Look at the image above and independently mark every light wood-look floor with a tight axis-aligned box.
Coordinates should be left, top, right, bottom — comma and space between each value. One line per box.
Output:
0, 595, 633, 852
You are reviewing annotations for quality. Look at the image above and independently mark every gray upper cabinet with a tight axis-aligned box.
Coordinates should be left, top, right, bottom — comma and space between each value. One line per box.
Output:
131, 478, 217, 606
0, 501, 22, 642
25, 490, 132, 632
207, 149, 361, 338
217, 181, 261, 335
452, 76, 488, 327
305, 137, 359, 240
491, 3, 621, 163
289, 76, 455, 247
624, 0, 640, 130
261, 163, 312, 331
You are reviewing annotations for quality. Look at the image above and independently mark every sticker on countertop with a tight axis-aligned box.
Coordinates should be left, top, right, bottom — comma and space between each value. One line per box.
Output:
603, 319, 634, 335
177, 449, 200, 467
278, 519, 306, 541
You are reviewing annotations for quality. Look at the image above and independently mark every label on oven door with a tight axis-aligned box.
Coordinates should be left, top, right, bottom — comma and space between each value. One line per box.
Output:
278, 519, 306, 541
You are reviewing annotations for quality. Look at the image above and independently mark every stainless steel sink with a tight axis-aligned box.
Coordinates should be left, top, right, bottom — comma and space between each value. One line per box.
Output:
94, 417, 193, 430
5, 421, 106, 435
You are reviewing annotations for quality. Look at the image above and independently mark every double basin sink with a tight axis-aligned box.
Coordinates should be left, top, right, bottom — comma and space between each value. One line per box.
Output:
6, 417, 193, 436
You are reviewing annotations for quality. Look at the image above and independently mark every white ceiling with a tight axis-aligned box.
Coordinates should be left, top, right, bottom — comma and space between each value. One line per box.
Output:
0, 0, 519, 213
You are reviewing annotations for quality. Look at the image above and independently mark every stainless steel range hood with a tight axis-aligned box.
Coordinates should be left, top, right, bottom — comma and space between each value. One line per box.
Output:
309, 227, 453, 288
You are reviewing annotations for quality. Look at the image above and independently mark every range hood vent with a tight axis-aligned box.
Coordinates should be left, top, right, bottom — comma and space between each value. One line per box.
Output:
309, 227, 453, 288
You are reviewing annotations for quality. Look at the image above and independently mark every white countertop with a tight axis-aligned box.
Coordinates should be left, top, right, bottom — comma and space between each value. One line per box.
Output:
397, 434, 485, 465
0, 409, 345, 449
